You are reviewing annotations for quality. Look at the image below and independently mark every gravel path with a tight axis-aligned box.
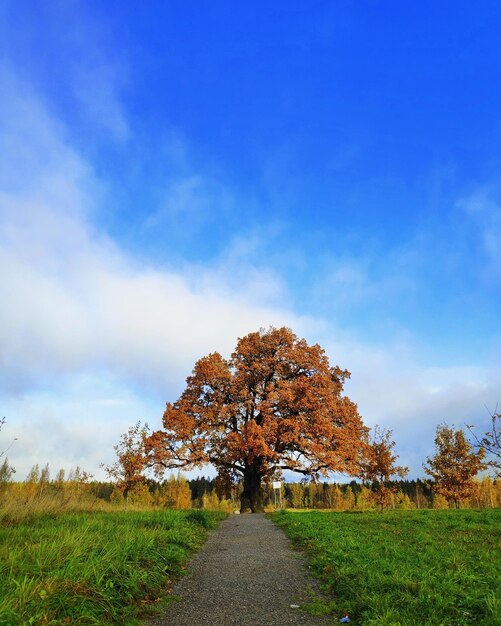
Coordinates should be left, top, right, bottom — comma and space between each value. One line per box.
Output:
147, 513, 334, 626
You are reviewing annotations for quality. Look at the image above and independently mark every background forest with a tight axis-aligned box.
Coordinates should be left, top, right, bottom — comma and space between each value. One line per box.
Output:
1, 464, 500, 521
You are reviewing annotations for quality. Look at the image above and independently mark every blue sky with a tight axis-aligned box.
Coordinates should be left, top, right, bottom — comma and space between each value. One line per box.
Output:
1, 1, 500, 479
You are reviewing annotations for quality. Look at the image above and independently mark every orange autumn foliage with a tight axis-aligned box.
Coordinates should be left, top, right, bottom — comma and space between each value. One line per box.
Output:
359, 425, 408, 510
102, 422, 148, 498
146, 327, 368, 512
424, 425, 485, 508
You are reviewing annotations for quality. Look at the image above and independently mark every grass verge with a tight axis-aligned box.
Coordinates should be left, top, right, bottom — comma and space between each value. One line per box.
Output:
0, 509, 225, 625
272, 509, 501, 625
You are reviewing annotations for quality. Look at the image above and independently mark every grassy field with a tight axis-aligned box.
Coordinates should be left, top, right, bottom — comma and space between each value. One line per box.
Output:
0, 508, 225, 625
272, 509, 501, 626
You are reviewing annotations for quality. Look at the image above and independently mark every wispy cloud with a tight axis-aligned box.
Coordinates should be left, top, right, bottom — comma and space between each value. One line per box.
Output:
51, 1, 130, 142
0, 2, 129, 142
458, 188, 501, 280
145, 174, 235, 234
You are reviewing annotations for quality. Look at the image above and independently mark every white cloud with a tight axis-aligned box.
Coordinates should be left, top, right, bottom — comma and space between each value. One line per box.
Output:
1, 374, 161, 480
336, 338, 500, 476
0, 214, 301, 394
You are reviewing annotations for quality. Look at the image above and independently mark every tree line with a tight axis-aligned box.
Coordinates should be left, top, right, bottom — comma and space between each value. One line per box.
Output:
2, 463, 500, 515
2, 327, 500, 513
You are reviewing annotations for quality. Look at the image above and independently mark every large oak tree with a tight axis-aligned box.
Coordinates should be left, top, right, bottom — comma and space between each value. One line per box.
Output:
146, 327, 368, 512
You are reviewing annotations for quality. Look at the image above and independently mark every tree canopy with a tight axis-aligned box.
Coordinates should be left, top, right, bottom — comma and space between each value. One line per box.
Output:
359, 425, 408, 510
101, 422, 148, 500
424, 425, 485, 508
146, 327, 368, 512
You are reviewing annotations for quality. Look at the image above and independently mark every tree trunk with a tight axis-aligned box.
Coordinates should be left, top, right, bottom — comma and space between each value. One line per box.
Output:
240, 465, 265, 513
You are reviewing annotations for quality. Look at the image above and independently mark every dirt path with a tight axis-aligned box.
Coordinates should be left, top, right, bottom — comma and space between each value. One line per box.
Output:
147, 513, 334, 626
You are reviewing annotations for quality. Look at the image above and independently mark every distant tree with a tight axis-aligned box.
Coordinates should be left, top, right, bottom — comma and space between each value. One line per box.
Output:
424, 425, 485, 508
202, 491, 220, 510
110, 486, 124, 506
432, 493, 449, 509
286, 482, 304, 508
188, 476, 216, 505
102, 422, 148, 501
54, 468, 65, 487
393, 492, 414, 510
0, 457, 15, 494
0, 417, 5, 456
467, 408, 501, 477
25, 464, 40, 499
468, 476, 497, 509
355, 485, 373, 510
412, 480, 430, 509
127, 482, 152, 507
38, 463, 50, 496
64, 466, 93, 500
323, 482, 341, 510
331, 484, 344, 510
168, 480, 188, 507
88, 480, 114, 502
359, 426, 408, 510
342, 485, 355, 510
146, 327, 368, 512
0, 417, 16, 480
161, 474, 192, 509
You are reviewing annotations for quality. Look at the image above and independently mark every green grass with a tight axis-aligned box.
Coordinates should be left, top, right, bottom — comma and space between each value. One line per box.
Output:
272, 509, 501, 626
0, 509, 225, 625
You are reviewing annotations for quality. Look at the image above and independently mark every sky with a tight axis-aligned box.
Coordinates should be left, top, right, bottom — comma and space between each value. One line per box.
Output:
1, 1, 500, 481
